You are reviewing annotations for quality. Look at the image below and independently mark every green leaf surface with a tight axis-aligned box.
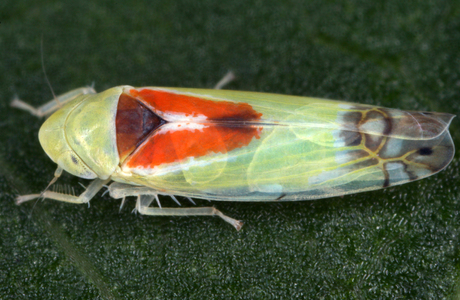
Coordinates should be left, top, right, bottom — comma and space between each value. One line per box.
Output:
1, 0, 459, 298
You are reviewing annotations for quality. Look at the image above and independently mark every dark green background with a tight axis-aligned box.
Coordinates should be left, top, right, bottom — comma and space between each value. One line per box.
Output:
1, 0, 460, 299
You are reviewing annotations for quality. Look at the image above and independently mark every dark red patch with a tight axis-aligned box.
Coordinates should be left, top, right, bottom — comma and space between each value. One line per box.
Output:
116, 93, 165, 162
122, 88, 263, 169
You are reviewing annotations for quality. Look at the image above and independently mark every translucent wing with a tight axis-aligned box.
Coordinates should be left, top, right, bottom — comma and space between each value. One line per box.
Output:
113, 88, 455, 201
158, 88, 453, 140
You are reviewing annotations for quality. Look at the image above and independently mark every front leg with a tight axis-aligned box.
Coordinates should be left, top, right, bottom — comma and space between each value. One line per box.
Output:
109, 182, 243, 231
16, 178, 110, 205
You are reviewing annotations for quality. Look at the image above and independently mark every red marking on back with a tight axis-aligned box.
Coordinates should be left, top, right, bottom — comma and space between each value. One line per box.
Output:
125, 124, 262, 169
129, 88, 262, 121
123, 88, 264, 169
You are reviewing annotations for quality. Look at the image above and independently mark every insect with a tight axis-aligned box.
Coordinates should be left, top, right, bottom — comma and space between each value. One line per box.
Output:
12, 73, 455, 230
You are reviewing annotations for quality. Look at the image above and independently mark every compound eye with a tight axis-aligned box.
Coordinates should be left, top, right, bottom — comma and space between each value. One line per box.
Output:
57, 151, 97, 179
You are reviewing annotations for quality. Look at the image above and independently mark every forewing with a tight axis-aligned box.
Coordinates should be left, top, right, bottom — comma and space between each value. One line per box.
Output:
150, 88, 454, 140
114, 88, 454, 201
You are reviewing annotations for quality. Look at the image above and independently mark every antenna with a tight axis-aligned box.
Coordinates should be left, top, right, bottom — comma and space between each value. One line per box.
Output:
40, 37, 57, 100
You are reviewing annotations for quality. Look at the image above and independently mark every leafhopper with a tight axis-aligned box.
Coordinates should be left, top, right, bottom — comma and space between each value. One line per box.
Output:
12, 75, 455, 230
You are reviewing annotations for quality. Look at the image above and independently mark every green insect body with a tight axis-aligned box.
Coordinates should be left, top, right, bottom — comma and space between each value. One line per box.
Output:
12, 76, 455, 230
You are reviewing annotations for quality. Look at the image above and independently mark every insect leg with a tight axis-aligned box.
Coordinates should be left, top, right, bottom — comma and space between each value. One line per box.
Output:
16, 178, 110, 205
213, 71, 236, 89
137, 200, 243, 231
11, 86, 96, 117
108, 182, 243, 231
